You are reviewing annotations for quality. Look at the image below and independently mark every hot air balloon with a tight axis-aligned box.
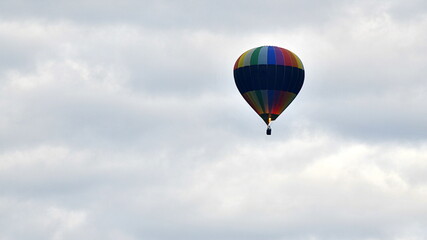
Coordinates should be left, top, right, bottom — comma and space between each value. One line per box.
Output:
233, 46, 304, 135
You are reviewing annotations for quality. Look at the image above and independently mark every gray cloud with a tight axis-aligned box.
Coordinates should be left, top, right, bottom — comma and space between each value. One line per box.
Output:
2, 138, 427, 240
0, 0, 353, 30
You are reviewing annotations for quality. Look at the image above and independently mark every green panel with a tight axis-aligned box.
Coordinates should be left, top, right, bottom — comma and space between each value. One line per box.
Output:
250, 47, 262, 65
254, 90, 265, 113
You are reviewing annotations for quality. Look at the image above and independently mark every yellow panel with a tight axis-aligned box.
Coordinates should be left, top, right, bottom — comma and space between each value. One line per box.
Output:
238, 51, 248, 68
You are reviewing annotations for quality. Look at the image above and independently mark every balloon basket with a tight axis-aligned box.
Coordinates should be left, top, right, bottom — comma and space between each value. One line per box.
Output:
266, 126, 272, 135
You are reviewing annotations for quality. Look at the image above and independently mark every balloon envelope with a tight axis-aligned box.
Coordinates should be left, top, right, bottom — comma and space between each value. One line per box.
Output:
233, 46, 304, 125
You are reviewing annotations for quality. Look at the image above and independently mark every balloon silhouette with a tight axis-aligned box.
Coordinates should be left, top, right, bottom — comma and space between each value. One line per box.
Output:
233, 46, 304, 135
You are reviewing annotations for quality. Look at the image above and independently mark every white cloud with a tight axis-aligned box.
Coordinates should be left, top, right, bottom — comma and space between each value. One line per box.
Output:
1, 132, 427, 239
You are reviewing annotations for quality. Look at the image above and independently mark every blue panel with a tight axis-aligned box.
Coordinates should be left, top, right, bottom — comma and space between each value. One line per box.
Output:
267, 46, 276, 64
292, 70, 304, 94
242, 66, 251, 93
266, 65, 276, 89
234, 65, 304, 94
276, 65, 286, 91
284, 66, 293, 92
257, 65, 268, 89
233, 69, 243, 93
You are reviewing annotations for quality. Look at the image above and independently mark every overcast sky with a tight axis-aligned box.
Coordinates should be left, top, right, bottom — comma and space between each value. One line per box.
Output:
1, 0, 427, 239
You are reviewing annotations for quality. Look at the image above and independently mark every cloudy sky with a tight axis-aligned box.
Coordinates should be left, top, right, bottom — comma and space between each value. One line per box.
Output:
1, 0, 427, 239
